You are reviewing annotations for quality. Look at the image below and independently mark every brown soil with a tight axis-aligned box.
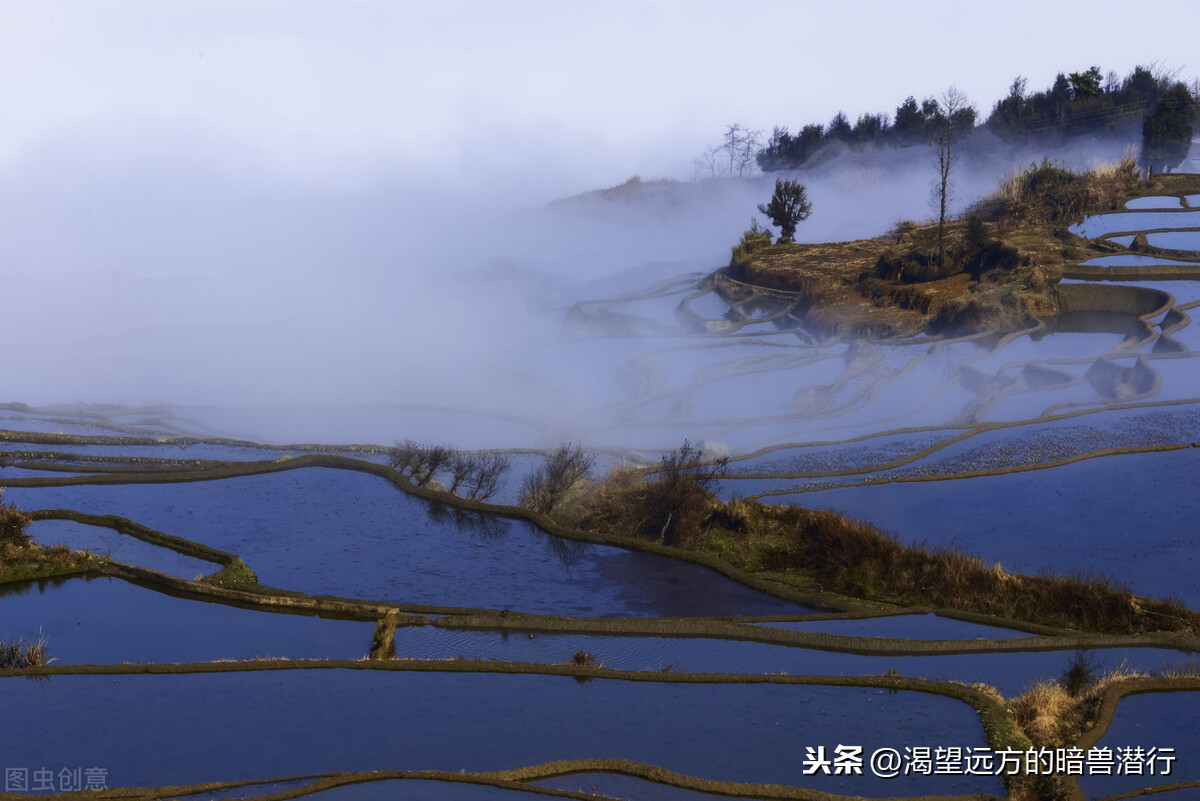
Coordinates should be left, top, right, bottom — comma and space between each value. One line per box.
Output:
727, 169, 1200, 339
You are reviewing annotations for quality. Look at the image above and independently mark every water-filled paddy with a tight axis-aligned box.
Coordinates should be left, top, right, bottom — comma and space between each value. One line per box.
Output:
1078, 254, 1200, 267
0, 670, 1001, 797
1147, 230, 1200, 252
967, 328, 1133, 369
395, 626, 1189, 696
5, 468, 806, 616
1071, 210, 1200, 237
727, 431, 952, 477
1076, 691, 1199, 799
172, 779, 316, 801
783, 447, 1200, 605
536, 773, 760, 800
755, 613, 1029, 639
1126, 196, 1186, 210
26, 518, 219, 579
0, 576, 373, 663
285, 780, 548, 800
0, 440, 302, 463
4, 198, 1200, 801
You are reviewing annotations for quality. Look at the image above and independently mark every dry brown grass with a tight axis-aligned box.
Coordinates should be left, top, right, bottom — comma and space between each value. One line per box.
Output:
1012, 680, 1075, 746
0, 494, 33, 547
976, 156, 1140, 228
1, 538, 98, 585
0, 633, 52, 669
574, 476, 1199, 636
575, 442, 728, 549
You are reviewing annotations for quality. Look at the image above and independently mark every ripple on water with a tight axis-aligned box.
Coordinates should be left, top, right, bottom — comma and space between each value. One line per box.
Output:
4, 468, 808, 617
1076, 691, 1199, 799
794, 448, 1200, 606
26, 519, 218, 580
392, 626, 1191, 697
0, 576, 373, 663
0, 670, 1002, 797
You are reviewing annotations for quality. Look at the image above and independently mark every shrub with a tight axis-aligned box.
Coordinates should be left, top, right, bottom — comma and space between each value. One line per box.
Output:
965, 240, 1021, 278
964, 214, 988, 250
1060, 650, 1098, 697
0, 634, 51, 669
520, 443, 595, 515
576, 440, 729, 548
0, 493, 32, 547
728, 219, 775, 273
975, 157, 1138, 226
757, 179, 813, 244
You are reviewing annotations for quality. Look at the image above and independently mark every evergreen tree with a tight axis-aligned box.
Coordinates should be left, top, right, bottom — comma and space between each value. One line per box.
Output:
1141, 83, 1195, 174
757, 179, 813, 244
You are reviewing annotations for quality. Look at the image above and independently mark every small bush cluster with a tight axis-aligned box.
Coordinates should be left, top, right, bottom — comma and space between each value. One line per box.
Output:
0, 493, 33, 547
976, 157, 1139, 227
0, 635, 51, 669
390, 441, 510, 502
728, 219, 775, 274
772, 505, 1196, 634
1059, 650, 1098, 697
520, 444, 594, 515
576, 440, 728, 548
390, 441, 455, 487
869, 215, 1021, 286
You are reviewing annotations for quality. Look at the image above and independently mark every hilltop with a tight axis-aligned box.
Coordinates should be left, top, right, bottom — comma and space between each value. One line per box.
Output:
722, 161, 1200, 338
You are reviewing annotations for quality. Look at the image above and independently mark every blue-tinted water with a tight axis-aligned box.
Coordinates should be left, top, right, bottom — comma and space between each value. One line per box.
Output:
396, 626, 1190, 696
1071, 210, 1200, 237
537, 773, 759, 800
4, 468, 806, 617
0, 576, 373, 663
1147, 231, 1200, 252
1076, 691, 1198, 799
1078, 254, 1200, 267
0, 670, 1001, 797
285, 780, 545, 801
25, 519, 218, 580
755, 613, 1029, 639
1126, 196, 1185, 210
788, 448, 1200, 605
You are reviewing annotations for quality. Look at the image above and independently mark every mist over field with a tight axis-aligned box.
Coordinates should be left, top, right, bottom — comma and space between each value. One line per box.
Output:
1, 1, 1195, 446
0, 121, 1140, 444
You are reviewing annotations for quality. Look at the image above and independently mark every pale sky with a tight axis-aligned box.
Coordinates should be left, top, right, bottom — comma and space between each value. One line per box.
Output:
1, 1, 1196, 198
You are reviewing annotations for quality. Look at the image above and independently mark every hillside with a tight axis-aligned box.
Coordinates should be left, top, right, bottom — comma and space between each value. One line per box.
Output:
723, 163, 1200, 338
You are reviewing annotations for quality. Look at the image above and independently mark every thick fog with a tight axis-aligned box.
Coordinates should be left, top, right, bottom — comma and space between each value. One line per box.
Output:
2, 3, 1195, 446
0, 123, 1150, 447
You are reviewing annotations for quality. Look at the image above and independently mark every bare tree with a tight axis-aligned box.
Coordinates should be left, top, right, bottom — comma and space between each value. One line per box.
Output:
931, 86, 971, 268
464, 453, 511, 501
722, 123, 745, 176
442, 452, 512, 500
737, 128, 763, 176
447, 453, 476, 496
390, 440, 455, 487
520, 443, 595, 515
